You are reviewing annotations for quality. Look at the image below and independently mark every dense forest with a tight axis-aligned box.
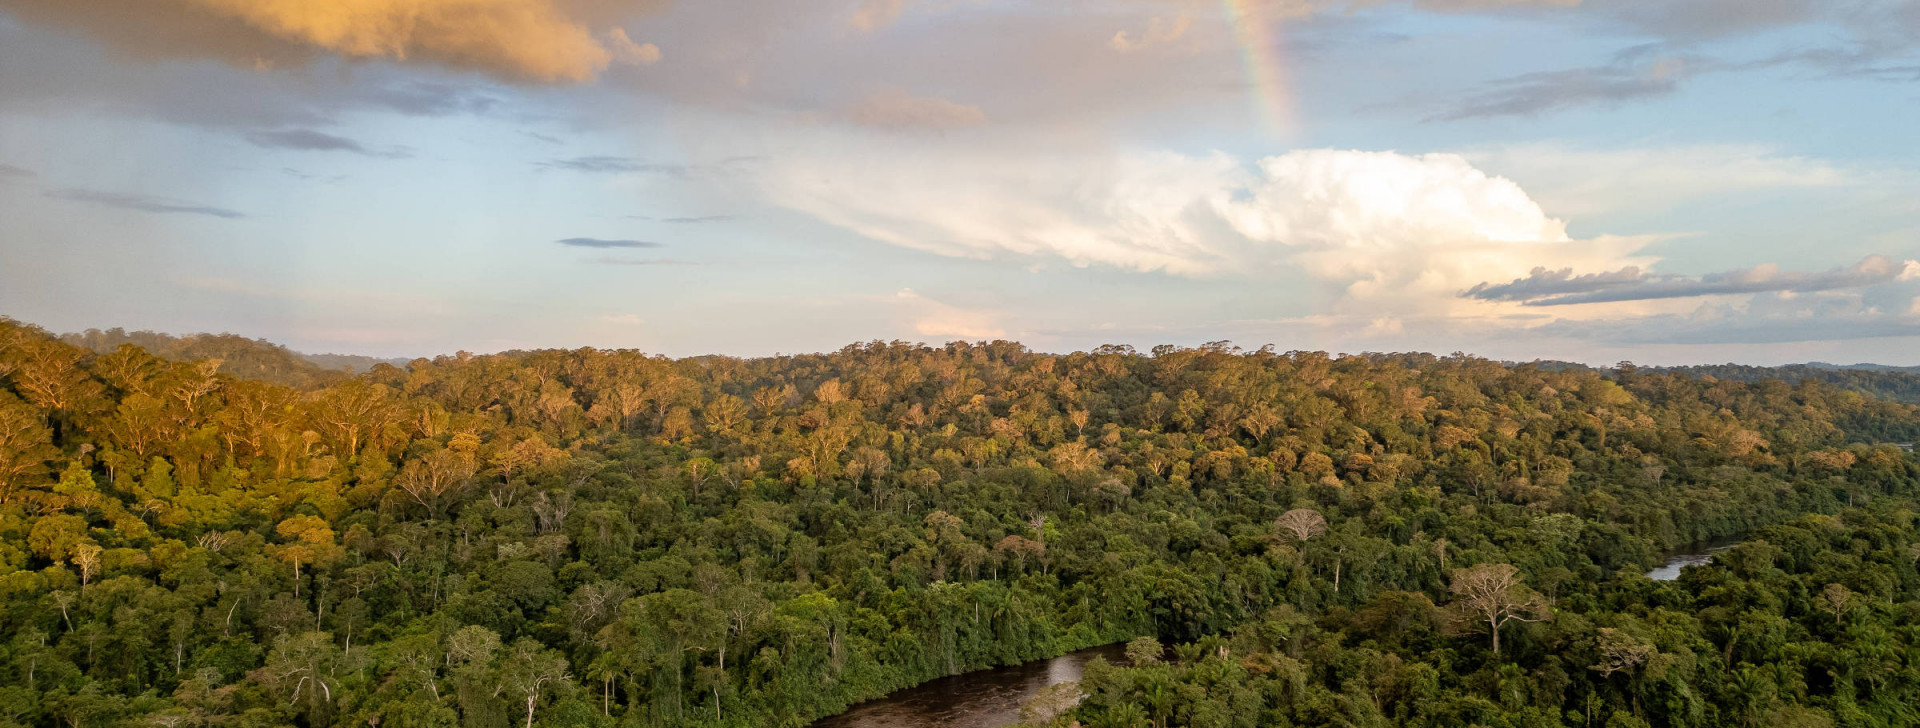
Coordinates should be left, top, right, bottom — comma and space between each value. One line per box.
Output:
2, 317, 1918, 728
1646, 364, 1920, 408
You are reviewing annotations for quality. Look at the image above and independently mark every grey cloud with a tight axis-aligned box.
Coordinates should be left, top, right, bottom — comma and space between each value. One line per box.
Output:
45, 188, 244, 218
539, 156, 690, 176
1429, 49, 1697, 120
245, 129, 409, 158
0, 163, 33, 178
1467, 256, 1920, 306
1581, 0, 1831, 39
1538, 308, 1920, 346
558, 237, 662, 249
357, 81, 500, 117
1770, 46, 1920, 83
1465, 266, 1651, 302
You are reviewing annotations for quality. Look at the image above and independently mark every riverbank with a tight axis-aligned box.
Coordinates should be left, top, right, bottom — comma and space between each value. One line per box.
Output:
809, 644, 1128, 728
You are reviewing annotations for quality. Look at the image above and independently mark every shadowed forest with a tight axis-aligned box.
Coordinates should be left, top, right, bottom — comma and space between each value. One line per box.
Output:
2, 318, 1918, 728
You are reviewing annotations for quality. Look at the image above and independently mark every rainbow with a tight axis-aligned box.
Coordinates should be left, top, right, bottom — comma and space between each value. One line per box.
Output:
1221, 0, 1296, 138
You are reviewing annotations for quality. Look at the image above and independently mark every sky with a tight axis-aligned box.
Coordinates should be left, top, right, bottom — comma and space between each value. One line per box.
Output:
0, 0, 1918, 365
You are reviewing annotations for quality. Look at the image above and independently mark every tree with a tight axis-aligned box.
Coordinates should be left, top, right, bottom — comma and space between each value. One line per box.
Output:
603, 589, 723, 722
1819, 583, 1855, 626
393, 448, 476, 518
1589, 628, 1654, 678
1447, 563, 1551, 655
497, 638, 570, 728
0, 398, 56, 502
72, 542, 102, 587
274, 515, 343, 595
1125, 636, 1163, 666
1274, 509, 1326, 542
250, 632, 343, 724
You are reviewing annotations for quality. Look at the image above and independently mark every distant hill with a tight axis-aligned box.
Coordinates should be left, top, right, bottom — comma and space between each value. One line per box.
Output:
1804, 362, 1920, 374
58, 328, 409, 389
296, 351, 414, 375
1647, 363, 1920, 405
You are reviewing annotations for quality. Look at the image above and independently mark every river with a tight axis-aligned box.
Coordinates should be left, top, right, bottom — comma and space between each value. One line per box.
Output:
809, 644, 1129, 728
812, 538, 1741, 727
1647, 537, 1743, 580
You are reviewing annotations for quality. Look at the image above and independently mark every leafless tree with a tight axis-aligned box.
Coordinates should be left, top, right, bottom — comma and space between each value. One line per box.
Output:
1274, 509, 1327, 542
1448, 563, 1551, 654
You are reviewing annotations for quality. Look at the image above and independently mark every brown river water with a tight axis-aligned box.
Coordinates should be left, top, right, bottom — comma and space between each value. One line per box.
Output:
809, 644, 1129, 728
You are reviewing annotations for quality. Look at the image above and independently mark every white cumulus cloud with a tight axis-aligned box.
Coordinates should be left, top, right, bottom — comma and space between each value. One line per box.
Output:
757, 140, 1656, 315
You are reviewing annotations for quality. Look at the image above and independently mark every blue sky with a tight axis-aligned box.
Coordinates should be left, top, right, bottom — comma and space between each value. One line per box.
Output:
0, 0, 1917, 364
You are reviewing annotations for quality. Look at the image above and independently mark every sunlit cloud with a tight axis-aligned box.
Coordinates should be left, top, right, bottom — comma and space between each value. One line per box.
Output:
894, 288, 1006, 340
0, 0, 670, 83
851, 0, 910, 32
758, 136, 1655, 318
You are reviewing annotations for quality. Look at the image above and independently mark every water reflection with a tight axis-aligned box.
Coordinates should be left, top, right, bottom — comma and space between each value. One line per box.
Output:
810, 644, 1128, 728
1647, 539, 1741, 581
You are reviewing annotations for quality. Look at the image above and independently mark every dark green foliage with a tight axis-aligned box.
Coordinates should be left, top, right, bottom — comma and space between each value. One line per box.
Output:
1, 320, 1917, 728
1070, 509, 1920, 728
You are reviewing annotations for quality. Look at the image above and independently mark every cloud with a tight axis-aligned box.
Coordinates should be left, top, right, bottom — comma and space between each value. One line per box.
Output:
759, 138, 1651, 314
851, 0, 909, 32
0, 163, 33, 178
539, 155, 688, 175
45, 188, 244, 218
357, 81, 500, 116
598, 313, 645, 324
1464, 143, 1849, 217
895, 288, 1005, 339
1536, 291, 1920, 346
1111, 15, 1192, 53
1771, 45, 1920, 83
1579, 0, 1830, 39
245, 128, 409, 157
607, 27, 661, 66
0, 0, 670, 83
1429, 50, 1696, 121
1467, 256, 1920, 306
846, 91, 988, 130
557, 237, 661, 249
